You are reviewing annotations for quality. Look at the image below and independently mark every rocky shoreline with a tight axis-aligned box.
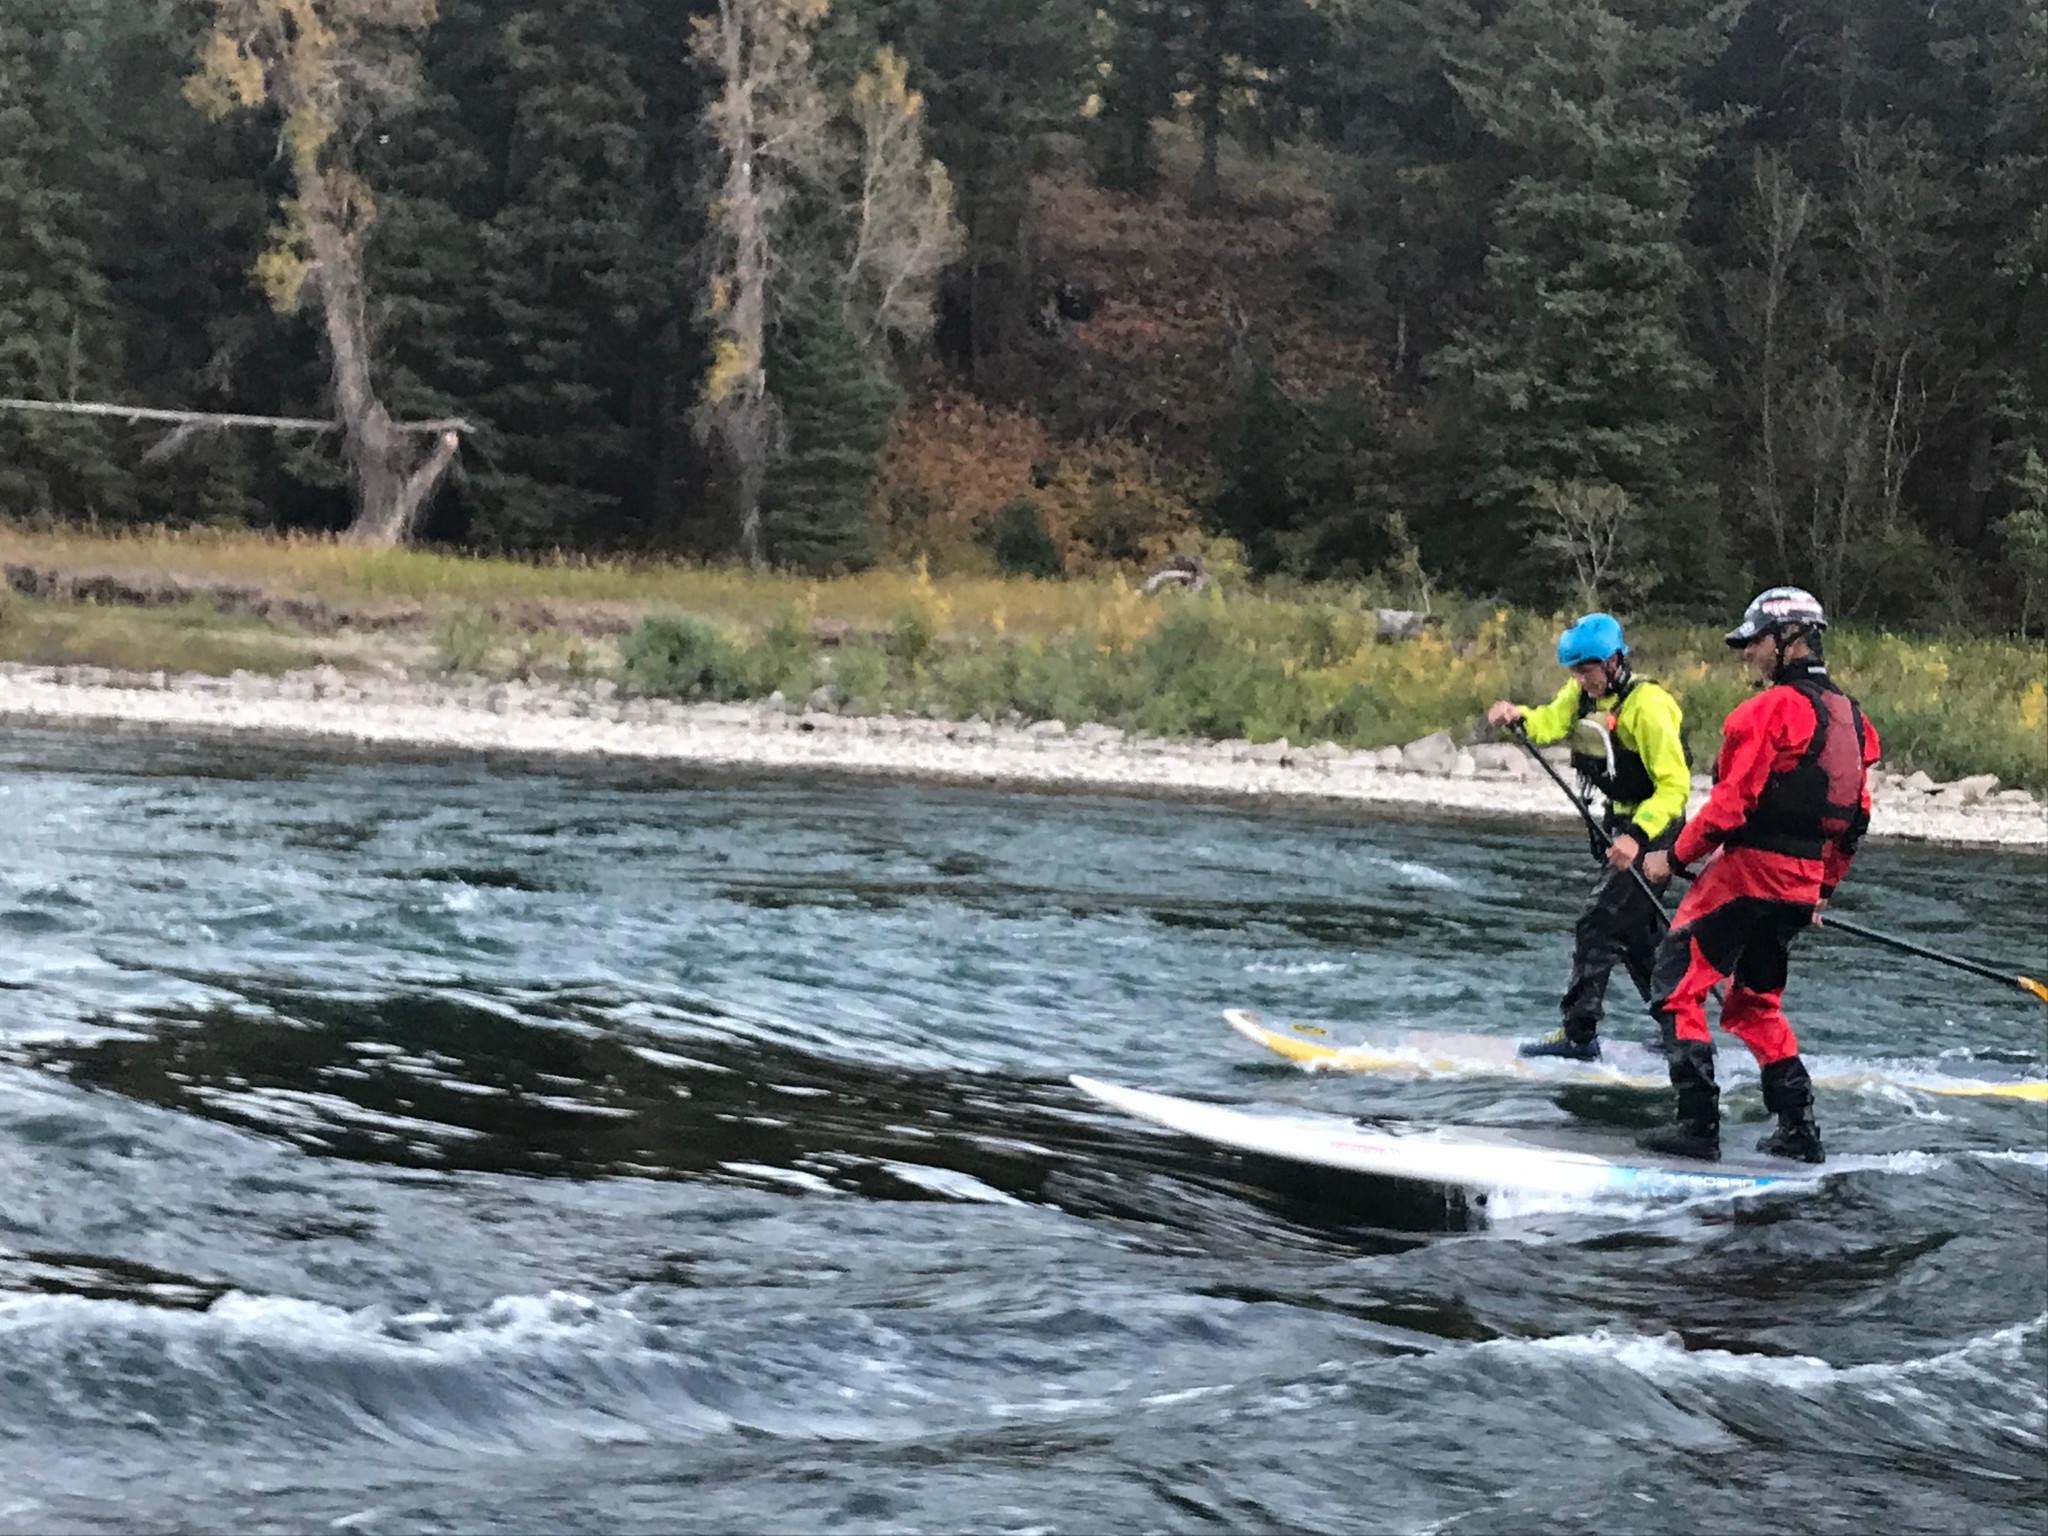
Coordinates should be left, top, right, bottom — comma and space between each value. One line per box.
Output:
0, 661, 2041, 849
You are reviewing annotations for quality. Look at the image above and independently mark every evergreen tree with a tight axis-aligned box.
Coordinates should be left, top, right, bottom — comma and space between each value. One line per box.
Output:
0, 0, 2037, 629
352, 0, 500, 539
1181, 0, 1321, 206
761, 299, 896, 572
0, 6, 130, 521
1214, 348, 1300, 572
1089, 0, 1329, 203
469, 0, 668, 550
1092, 0, 1176, 194
1432, 0, 1732, 602
360, 0, 704, 552
1909, 0, 2048, 556
1701, 0, 1997, 616
1214, 346, 1400, 579
78, 0, 302, 528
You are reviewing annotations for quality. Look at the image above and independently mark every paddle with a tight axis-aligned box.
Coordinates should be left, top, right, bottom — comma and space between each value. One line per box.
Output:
1506, 721, 1672, 926
1813, 916, 2048, 1004
1506, 721, 2048, 1005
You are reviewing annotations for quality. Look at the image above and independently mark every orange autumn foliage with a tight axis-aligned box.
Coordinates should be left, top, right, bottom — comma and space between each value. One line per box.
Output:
873, 390, 1205, 576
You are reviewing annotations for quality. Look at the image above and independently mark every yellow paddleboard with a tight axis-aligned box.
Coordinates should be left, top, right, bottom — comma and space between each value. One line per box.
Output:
1223, 1010, 2048, 1102
1225, 1009, 1668, 1087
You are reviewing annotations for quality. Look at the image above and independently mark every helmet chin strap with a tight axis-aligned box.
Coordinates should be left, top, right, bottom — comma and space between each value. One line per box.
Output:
1766, 627, 1809, 683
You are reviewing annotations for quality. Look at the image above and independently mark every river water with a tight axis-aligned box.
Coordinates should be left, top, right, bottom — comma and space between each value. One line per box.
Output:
0, 730, 2042, 1533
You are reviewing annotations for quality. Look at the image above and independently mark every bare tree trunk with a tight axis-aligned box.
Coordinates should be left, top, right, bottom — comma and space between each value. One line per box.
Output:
1753, 157, 1806, 570
182, 1, 455, 547
693, 4, 951, 563
1190, 2, 1226, 210
1732, 153, 1810, 571
697, 0, 811, 569
721, 6, 770, 570
302, 214, 459, 545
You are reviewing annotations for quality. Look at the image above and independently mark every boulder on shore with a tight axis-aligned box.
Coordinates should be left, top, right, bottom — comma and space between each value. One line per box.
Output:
1936, 773, 2000, 806
1400, 730, 1460, 775
1469, 742, 1525, 777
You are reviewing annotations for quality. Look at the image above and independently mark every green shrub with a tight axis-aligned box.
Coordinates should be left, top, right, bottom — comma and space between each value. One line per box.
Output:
928, 640, 1029, 719
1129, 604, 1313, 740
621, 615, 746, 700
892, 601, 936, 669
511, 626, 593, 682
741, 605, 817, 697
980, 497, 1062, 579
832, 642, 890, 711
432, 607, 501, 674
1823, 631, 2047, 790
498, 579, 2048, 791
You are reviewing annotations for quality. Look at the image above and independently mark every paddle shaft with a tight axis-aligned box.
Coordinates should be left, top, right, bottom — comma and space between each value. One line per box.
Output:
1507, 722, 1672, 927
1507, 722, 2048, 1004
1808, 914, 2048, 1001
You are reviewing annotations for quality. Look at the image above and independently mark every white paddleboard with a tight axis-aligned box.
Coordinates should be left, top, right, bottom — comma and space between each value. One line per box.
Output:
1071, 1074, 1850, 1199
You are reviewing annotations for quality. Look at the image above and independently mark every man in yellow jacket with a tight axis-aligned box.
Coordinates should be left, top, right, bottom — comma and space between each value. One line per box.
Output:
1485, 613, 1692, 1060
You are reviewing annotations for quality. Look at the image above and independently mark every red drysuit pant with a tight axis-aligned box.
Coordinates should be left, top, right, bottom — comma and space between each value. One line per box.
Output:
1647, 849, 1818, 1066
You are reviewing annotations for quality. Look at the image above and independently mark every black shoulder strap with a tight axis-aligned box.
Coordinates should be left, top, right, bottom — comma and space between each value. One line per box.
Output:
1783, 676, 1828, 764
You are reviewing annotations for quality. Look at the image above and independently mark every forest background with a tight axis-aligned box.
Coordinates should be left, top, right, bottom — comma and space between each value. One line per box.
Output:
3, 0, 2045, 633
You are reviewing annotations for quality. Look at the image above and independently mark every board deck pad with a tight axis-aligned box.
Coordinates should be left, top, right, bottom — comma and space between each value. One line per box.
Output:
1225, 1009, 2048, 1101
1070, 1074, 1854, 1200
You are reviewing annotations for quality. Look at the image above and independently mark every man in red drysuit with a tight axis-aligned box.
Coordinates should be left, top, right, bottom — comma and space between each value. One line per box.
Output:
1637, 587, 1880, 1163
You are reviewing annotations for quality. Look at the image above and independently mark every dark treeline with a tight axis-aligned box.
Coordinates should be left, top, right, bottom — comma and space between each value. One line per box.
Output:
2, 0, 2045, 631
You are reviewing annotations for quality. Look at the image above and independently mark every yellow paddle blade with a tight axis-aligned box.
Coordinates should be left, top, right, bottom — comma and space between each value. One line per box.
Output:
2019, 976, 2048, 1006
1928, 1078, 2048, 1102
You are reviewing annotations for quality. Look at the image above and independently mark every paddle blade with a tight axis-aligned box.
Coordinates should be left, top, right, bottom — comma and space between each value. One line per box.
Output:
2019, 976, 2048, 1006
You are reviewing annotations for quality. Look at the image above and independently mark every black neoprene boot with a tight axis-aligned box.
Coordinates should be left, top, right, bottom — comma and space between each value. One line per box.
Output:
1637, 1038, 1720, 1161
1519, 1021, 1602, 1061
1756, 1055, 1825, 1163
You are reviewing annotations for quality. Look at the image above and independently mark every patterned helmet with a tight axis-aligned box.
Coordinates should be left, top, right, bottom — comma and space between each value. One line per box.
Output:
1725, 587, 1827, 648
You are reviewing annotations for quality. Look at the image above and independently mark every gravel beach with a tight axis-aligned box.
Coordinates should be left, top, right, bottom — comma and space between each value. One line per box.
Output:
1, 661, 2041, 848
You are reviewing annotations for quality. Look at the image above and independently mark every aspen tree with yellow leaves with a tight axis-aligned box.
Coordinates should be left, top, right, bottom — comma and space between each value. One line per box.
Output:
841, 47, 960, 357
693, 0, 830, 570
181, 0, 461, 545
693, 0, 957, 569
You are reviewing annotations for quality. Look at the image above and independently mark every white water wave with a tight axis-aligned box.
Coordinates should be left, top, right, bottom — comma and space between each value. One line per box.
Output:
0, 1288, 891, 1450
1446, 1313, 2048, 1462
1504, 1311, 2045, 1390
1386, 860, 1463, 890
876, 1160, 1026, 1205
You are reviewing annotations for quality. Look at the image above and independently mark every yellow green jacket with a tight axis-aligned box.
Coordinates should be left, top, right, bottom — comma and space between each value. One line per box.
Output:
1519, 676, 1690, 841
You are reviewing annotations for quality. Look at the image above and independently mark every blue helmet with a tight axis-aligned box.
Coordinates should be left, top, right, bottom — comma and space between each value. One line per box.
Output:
1556, 613, 1626, 667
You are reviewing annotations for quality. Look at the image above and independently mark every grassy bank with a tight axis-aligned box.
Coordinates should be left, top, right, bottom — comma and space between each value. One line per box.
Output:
622, 599, 2048, 792
0, 523, 1141, 638
0, 592, 307, 675
3, 525, 2042, 790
